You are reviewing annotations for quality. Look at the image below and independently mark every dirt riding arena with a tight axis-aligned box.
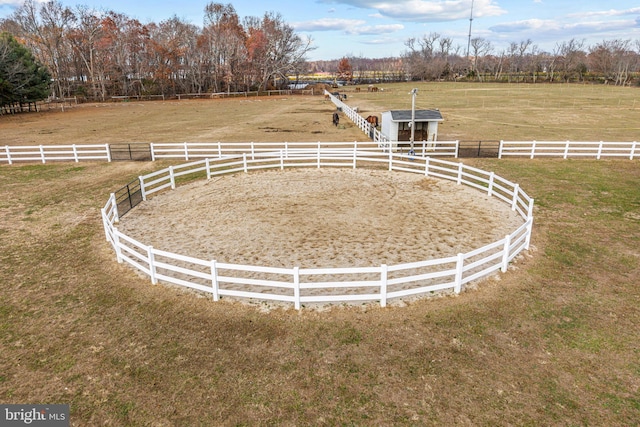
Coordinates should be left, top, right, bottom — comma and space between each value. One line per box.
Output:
118, 167, 524, 309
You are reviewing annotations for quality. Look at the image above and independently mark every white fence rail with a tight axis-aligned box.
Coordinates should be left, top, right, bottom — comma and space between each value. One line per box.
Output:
499, 140, 638, 159
149, 141, 383, 161
102, 149, 534, 310
2, 144, 111, 164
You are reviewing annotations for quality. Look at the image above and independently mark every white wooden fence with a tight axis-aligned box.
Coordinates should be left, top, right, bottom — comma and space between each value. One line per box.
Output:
3, 140, 637, 165
499, 140, 638, 159
102, 149, 534, 310
149, 141, 380, 161
2, 144, 111, 164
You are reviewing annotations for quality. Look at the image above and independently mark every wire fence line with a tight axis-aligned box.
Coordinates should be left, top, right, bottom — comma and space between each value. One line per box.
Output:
102, 149, 534, 310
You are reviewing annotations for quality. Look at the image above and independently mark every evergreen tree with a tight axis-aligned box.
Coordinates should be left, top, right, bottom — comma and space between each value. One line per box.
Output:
0, 32, 51, 112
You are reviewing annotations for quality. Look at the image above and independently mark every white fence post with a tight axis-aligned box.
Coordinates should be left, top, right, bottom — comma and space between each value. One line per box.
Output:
525, 217, 533, 250
72, 144, 79, 162
150, 143, 155, 161
105, 143, 111, 162
243, 153, 248, 173
184, 142, 189, 160
424, 156, 430, 176
388, 149, 393, 171
457, 163, 463, 185
564, 141, 570, 159
217, 141, 222, 159
251, 142, 255, 160
113, 229, 123, 263
294, 267, 301, 310
169, 166, 176, 189
211, 260, 219, 301
139, 176, 147, 201
488, 172, 495, 197
39, 145, 45, 163
280, 149, 284, 170
205, 158, 211, 180
511, 184, 519, 211
110, 192, 119, 223
353, 141, 357, 169
5, 146, 12, 165
380, 264, 388, 308
317, 142, 321, 168
101, 208, 110, 242
530, 141, 536, 159
597, 141, 603, 160
498, 140, 503, 159
631, 141, 637, 160
454, 253, 464, 294
501, 234, 512, 272
148, 246, 157, 284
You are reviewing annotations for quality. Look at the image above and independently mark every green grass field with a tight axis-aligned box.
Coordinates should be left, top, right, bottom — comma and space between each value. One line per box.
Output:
1, 83, 639, 425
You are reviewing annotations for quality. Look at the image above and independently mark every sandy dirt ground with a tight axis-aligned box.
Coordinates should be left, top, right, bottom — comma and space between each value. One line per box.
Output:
118, 167, 524, 309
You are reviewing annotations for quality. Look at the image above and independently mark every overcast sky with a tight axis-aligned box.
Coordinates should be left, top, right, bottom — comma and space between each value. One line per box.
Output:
1, 0, 639, 60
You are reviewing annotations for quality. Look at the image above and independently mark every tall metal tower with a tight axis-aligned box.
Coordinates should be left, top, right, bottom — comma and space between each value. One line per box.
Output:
466, 0, 474, 58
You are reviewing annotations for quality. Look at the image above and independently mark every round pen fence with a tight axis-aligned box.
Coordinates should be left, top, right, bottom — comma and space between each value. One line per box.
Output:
101, 149, 534, 310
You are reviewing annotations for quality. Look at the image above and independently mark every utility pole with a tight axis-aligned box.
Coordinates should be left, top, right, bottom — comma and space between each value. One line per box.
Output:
466, 0, 474, 59
410, 88, 417, 151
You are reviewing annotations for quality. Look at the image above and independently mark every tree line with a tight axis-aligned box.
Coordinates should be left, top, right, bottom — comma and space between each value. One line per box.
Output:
0, 0, 313, 103
1, 0, 639, 112
401, 33, 640, 85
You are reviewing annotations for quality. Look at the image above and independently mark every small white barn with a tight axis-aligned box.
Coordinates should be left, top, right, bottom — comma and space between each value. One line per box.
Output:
381, 110, 443, 143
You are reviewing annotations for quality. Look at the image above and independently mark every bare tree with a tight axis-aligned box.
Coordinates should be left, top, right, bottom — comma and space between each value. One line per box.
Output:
202, 3, 247, 93
245, 12, 314, 91
11, 0, 75, 99
589, 39, 636, 85
469, 37, 493, 80
554, 38, 587, 82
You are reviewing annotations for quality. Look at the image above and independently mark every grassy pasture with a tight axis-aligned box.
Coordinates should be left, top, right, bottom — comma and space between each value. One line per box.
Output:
1, 83, 639, 425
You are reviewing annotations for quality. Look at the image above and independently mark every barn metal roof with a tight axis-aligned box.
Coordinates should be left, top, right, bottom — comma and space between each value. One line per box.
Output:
387, 110, 444, 122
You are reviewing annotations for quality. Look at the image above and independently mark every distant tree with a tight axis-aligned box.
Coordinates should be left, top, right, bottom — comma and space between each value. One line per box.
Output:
245, 12, 314, 90
554, 38, 587, 82
403, 33, 456, 81
337, 57, 352, 82
589, 39, 636, 85
0, 31, 51, 113
469, 37, 493, 80
10, 0, 74, 99
202, 3, 247, 93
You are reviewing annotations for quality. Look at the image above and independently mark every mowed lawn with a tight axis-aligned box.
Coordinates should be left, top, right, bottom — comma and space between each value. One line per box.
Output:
1, 85, 639, 425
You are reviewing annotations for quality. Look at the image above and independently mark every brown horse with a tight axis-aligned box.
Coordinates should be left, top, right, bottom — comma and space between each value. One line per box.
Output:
365, 115, 379, 127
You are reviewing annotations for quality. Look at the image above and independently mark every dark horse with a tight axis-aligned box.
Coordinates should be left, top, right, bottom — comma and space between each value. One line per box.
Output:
332, 112, 339, 126
365, 115, 379, 128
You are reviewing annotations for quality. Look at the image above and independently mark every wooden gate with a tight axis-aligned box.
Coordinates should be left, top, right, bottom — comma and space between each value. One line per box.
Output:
109, 143, 152, 161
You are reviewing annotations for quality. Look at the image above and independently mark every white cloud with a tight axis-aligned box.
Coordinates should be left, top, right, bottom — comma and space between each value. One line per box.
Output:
568, 7, 640, 19
293, 18, 366, 31
345, 24, 404, 35
317, 0, 506, 22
